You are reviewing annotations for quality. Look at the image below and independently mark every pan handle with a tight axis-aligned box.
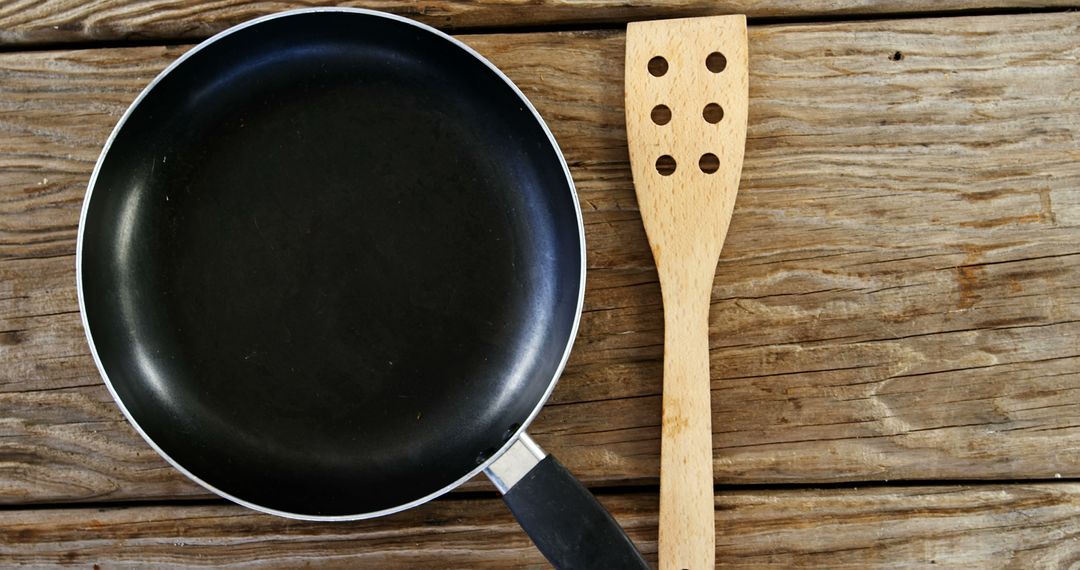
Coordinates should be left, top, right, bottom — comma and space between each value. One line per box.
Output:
485, 433, 650, 569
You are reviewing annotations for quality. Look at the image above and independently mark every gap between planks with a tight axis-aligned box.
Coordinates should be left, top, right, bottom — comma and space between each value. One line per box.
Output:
0, 3, 1077, 51
5, 483, 1080, 568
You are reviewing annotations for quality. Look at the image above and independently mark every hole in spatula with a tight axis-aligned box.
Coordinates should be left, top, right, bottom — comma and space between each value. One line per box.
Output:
655, 155, 676, 176
651, 104, 671, 125
648, 56, 668, 77
703, 103, 724, 124
699, 153, 719, 174
706, 51, 727, 73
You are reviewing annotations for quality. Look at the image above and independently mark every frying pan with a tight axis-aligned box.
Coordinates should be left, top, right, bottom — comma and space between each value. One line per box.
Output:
77, 8, 648, 568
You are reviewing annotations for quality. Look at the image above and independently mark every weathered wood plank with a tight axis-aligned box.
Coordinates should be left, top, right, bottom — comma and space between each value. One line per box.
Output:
0, 1, 1076, 46
4, 484, 1080, 567
2, 13, 1080, 504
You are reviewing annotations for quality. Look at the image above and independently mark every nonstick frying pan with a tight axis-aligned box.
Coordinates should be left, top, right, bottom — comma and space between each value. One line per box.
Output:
78, 8, 648, 568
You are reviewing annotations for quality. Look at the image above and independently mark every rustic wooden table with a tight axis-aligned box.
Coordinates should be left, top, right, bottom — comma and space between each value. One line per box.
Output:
2, 1, 1079, 567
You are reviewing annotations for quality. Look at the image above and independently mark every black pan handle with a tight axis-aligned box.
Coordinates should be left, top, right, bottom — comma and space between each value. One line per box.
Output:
485, 433, 650, 569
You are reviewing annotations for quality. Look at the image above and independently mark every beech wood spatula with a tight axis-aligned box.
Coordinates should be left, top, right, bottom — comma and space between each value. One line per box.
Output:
625, 15, 748, 570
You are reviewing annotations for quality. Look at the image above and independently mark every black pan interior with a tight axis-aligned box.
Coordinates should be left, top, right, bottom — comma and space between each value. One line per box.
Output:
80, 11, 582, 516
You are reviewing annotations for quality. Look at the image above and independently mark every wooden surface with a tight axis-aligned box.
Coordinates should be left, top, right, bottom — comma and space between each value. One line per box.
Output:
4, 11, 1079, 504
625, 15, 749, 569
4, 484, 1080, 567
1, 3, 1079, 567
0, 1, 1076, 46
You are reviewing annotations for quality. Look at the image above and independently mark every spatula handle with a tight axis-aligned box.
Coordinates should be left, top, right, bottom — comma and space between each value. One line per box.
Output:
658, 261, 716, 570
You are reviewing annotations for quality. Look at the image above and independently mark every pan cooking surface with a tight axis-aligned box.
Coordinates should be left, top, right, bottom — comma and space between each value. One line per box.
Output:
79, 12, 582, 516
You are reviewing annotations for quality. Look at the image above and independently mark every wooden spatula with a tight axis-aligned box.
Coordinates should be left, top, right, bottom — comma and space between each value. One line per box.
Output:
625, 15, 748, 570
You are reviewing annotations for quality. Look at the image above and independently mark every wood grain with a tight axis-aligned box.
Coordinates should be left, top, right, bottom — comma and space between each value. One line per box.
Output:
3, 484, 1080, 567
626, 15, 749, 569
2, 13, 1080, 505
0, 1, 1076, 47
